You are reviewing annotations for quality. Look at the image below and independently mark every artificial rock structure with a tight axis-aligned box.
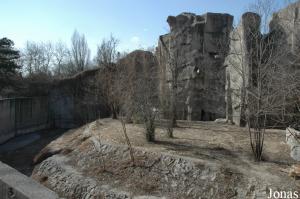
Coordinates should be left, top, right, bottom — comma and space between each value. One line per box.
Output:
226, 1, 300, 126
50, 68, 110, 128
51, 50, 158, 128
156, 12, 233, 121
271, 1, 300, 53
225, 12, 261, 126
156, 2, 300, 125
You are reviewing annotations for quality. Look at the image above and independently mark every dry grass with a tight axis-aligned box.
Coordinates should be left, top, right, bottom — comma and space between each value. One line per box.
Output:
67, 118, 296, 183
31, 118, 300, 197
90, 119, 293, 165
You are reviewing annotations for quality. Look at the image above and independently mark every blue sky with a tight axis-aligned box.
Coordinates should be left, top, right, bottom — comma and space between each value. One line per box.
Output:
0, 0, 288, 56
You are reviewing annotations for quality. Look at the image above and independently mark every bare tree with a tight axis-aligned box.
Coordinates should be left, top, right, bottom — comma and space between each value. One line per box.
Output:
112, 51, 159, 142
22, 41, 53, 76
96, 64, 120, 119
71, 30, 90, 72
225, 12, 275, 161
132, 69, 159, 142
53, 41, 70, 78
168, 39, 179, 129
41, 42, 53, 75
95, 35, 119, 68
248, 0, 278, 33
158, 32, 180, 138
245, 0, 300, 161
95, 58, 135, 163
127, 58, 159, 142
120, 113, 135, 165
113, 63, 136, 164
94, 35, 121, 119
225, 0, 300, 161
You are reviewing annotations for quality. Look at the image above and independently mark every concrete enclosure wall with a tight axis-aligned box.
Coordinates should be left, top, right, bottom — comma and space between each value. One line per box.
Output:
50, 69, 110, 129
0, 97, 50, 144
0, 161, 59, 199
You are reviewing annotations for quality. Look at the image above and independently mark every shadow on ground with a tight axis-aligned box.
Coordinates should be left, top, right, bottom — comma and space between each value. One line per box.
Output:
0, 129, 67, 176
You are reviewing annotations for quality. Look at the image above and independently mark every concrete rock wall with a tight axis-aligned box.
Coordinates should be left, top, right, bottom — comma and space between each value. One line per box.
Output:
0, 161, 60, 199
157, 12, 233, 121
0, 97, 50, 144
51, 50, 157, 128
225, 2, 300, 126
117, 50, 159, 120
270, 1, 300, 53
50, 68, 110, 128
225, 12, 261, 126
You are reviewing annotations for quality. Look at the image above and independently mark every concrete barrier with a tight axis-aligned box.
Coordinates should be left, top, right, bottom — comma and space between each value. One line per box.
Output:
0, 161, 60, 199
0, 97, 51, 144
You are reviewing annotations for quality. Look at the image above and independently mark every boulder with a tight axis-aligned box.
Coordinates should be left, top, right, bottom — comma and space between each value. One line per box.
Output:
289, 164, 300, 178
286, 127, 300, 161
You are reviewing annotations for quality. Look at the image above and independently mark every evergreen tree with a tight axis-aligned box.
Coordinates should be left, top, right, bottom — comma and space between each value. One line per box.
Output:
0, 37, 20, 73
0, 37, 20, 89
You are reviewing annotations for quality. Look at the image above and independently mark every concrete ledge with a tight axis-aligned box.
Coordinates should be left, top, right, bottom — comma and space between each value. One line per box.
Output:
0, 161, 60, 199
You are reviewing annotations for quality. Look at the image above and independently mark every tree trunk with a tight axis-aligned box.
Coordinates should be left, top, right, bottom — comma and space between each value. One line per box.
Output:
171, 84, 177, 127
111, 106, 117, 119
167, 119, 174, 138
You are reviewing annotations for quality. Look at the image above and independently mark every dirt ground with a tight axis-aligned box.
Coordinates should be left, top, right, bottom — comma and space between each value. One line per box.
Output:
31, 118, 300, 198
93, 119, 293, 162
86, 119, 298, 182
0, 119, 295, 179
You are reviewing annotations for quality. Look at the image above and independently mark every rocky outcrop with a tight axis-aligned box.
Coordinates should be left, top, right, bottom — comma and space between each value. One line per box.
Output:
286, 127, 300, 161
156, 12, 233, 121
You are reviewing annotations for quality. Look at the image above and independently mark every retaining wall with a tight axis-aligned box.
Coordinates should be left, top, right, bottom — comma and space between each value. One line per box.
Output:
0, 161, 59, 199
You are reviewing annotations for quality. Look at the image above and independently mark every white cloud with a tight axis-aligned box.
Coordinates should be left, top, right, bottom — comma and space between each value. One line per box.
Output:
130, 36, 143, 49
130, 36, 141, 44
120, 35, 151, 51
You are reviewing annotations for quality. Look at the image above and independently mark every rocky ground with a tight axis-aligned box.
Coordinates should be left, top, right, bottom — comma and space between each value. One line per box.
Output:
31, 119, 300, 198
